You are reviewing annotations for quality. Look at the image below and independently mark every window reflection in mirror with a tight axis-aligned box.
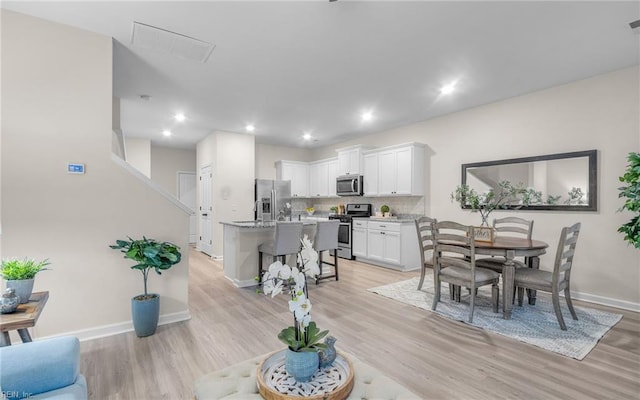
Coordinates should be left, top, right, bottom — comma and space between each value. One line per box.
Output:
461, 150, 597, 211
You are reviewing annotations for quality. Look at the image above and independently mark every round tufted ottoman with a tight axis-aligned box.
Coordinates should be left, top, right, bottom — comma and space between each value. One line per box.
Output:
194, 352, 421, 400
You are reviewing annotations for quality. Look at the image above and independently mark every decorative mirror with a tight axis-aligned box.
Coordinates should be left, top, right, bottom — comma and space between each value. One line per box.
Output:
461, 150, 597, 211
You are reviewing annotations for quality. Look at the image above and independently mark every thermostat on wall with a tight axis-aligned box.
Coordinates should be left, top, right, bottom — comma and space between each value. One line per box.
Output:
67, 163, 85, 174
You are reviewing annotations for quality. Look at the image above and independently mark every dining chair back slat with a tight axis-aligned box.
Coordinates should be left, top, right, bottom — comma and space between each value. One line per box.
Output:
432, 221, 500, 323
515, 222, 581, 330
415, 216, 437, 290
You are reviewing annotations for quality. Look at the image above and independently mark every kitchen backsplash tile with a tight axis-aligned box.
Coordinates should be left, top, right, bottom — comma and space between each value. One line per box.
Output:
297, 196, 425, 216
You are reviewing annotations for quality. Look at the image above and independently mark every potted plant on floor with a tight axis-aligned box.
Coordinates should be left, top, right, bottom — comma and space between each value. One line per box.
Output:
618, 152, 640, 248
1, 258, 50, 303
109, 237, 181, 337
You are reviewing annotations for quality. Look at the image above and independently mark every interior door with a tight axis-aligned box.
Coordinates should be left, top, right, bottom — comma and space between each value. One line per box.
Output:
199, 165, 213, 255
177, 172, 197, 243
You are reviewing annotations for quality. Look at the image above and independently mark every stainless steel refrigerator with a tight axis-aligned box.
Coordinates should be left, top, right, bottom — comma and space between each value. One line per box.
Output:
254, 179, 292, 221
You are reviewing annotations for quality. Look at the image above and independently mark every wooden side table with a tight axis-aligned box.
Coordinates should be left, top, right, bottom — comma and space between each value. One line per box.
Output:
0, 291, 49, 346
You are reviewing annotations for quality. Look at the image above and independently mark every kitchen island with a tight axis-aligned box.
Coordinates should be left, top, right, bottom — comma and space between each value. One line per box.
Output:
220, 220, 318, 287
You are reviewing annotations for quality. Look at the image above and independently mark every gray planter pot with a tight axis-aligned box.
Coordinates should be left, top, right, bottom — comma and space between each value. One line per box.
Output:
6, 279, 35, 304
131, 294, 160, 337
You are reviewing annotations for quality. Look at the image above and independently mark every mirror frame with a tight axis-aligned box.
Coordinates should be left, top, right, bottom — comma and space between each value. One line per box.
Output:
461, 149, 598, 212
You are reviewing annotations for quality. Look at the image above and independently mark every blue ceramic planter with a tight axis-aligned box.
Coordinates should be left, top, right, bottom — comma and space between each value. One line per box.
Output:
131, 294, 160, 337
285, 348, 319, 382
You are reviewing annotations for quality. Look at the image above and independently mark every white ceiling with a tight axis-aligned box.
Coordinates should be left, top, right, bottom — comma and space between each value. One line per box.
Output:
3, 1, 639, 149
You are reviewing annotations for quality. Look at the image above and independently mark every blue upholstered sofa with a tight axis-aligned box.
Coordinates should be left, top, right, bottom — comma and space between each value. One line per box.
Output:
0, 336, 87, 400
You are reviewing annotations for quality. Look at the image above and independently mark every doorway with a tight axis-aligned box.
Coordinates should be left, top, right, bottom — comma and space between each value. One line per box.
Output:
199, 165, 213, 255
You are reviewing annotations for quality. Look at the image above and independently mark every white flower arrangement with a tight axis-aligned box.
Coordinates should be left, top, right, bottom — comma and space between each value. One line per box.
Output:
261, 234, 328, 352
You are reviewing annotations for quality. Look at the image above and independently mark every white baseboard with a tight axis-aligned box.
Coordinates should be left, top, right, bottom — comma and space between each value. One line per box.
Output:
212, 254, 223, 261
38, 310, 192, 343
569, 291, 639, 313
225, 275, 257, 288
355, 257, 419, 272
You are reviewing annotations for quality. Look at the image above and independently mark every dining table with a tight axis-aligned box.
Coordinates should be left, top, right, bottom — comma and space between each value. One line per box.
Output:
474, 237, 549, 319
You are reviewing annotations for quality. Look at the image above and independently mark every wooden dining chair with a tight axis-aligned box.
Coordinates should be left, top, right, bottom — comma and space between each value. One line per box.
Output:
476, 216, 534, 272
514, 222, 581, 330
432, 221, 500, 323
415, 216, 437, 290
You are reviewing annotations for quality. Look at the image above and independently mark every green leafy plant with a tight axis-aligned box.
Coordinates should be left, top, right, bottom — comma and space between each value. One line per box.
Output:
380, 204, 390, 214
1, 258, 51, 280
451, 180, 528, 226
109, 237, 182, 299
618, 152, 640, 248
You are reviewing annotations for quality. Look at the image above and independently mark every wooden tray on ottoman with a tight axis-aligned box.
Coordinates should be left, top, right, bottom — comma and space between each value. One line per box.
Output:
257, 349, 354, 400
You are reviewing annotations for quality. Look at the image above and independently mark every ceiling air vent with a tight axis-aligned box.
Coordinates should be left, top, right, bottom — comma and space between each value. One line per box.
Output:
131, 21, 215, 63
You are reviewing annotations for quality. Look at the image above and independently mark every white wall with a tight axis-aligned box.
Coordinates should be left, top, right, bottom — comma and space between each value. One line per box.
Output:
255, 143, 312, 180
197, 131, 255, 258
150, 145, 197, 196
1, 11, 190, 338
313, 66, 640, 308
125, 138, 151, 178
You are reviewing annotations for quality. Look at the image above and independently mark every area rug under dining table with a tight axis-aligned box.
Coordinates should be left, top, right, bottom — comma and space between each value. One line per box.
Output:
368, 277, 622, 360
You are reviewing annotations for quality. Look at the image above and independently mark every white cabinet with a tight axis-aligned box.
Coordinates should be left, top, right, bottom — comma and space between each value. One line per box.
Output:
308, 158, 338, 198
327, 159, 339, 197
358, 220, 420, 271
276, 161, 309, 197
337, 146, 370, 176
352, 220, 368, 258
373, 144, 425, 196
366, 221, 401, 265
278, 158, 338, 198
309, 161, 329, 197
362, 152, 378, 196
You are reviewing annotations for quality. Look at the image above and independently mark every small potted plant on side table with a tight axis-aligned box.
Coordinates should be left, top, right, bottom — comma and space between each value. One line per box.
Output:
109, 237, 181, 337
1, 258, 50, 303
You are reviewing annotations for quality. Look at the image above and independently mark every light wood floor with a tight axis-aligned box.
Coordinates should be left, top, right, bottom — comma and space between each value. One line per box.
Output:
80, 247, 640, 399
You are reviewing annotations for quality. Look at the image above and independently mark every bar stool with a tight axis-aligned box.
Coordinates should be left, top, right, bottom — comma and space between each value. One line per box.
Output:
258, 222, 304, 281
313, 220, 340, 284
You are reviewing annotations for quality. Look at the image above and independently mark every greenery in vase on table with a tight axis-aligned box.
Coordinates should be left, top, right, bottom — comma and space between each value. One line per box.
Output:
451, 180, 533, 226
261, 235, 329, 352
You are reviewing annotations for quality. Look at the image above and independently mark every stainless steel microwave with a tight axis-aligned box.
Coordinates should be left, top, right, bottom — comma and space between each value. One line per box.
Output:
336, 175, 364, 196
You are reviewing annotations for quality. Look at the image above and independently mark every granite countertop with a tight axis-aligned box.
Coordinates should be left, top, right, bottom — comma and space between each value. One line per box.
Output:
220, 220, 318, 228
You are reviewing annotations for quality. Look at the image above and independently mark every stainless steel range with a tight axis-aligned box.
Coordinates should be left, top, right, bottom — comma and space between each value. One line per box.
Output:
329, 203, 372, 259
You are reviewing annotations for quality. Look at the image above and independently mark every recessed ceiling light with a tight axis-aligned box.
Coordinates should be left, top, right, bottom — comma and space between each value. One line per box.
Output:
246, 124, 255, 132
440, 82, 457, 95
175, 113, 186, 122
361, 111, 373, 122
303, 133, 312, 141
162, 130, 172, 137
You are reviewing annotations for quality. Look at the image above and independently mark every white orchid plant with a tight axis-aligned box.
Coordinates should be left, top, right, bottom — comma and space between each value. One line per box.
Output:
261, 235, 329, 352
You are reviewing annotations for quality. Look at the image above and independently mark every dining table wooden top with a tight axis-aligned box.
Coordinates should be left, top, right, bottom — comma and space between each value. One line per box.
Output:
474, 237, 548, 250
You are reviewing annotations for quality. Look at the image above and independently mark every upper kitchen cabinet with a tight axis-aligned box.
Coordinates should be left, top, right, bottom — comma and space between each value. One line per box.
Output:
314, 158, 339, 197
336, 145, 371, 176
276, 160, 309, 197
327, 159, 339, 197
362, 152, 379, 196
373, 143, 425, 196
